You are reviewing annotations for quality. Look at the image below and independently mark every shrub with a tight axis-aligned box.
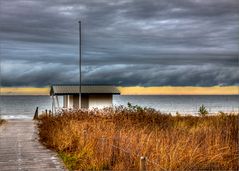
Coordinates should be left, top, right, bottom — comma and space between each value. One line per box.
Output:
198, 105, 208, 117
0, 119, 5, 125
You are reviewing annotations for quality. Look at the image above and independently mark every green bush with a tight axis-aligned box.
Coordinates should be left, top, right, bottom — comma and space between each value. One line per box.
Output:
198, 105, 208, 117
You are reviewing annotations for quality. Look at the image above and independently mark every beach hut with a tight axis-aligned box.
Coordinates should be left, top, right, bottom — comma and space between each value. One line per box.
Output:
50, 85, 120, 110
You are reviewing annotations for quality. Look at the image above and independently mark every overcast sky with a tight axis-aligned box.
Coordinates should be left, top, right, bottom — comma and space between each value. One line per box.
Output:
0, 0, 238, 87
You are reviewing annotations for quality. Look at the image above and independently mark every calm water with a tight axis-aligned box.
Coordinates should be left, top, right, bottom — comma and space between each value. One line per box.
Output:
0, 95, 238, 119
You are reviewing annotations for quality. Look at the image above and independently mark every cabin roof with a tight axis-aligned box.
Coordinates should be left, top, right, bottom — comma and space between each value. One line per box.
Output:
50, 85, 120, 95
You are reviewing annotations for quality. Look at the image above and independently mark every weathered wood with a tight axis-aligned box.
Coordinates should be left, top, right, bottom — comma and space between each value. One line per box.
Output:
83, 129, 87, 146
111, 136, 120, 166
33, 107, 39, 120
140, 156, 147, 171
111, 124, 120, 166
0, 120, 67, 171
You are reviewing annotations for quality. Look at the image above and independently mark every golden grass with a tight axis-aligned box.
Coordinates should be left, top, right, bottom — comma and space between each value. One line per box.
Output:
37, 107, 239, 170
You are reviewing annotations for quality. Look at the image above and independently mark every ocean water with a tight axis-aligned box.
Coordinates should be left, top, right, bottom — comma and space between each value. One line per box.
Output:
0, 95, 238, 119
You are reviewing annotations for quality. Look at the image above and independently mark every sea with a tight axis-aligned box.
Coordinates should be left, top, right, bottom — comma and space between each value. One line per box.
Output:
0, 95, 238, 119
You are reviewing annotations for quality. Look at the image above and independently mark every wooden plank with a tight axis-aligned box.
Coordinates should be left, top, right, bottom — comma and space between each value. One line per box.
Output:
0, 120, 67, 171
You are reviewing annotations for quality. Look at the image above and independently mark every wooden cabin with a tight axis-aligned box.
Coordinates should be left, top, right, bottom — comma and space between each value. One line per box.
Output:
50, 85, 120, 109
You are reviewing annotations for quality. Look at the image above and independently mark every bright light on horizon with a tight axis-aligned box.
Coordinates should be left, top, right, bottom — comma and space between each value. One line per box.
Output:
0, 86, 238, 95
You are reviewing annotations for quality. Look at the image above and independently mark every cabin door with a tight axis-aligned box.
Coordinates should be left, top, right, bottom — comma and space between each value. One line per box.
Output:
73, 95, 79, 109
81, 94, 89, 109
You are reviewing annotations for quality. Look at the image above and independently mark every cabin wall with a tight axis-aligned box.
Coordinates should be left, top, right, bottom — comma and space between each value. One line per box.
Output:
63, 95, 73, 108
69, 95, 74, 108
73, 95, 79, 109
63, 95, 81, 109
88, 94, 113, 109
63, 94, 113, 109
81, 94, 89, 108
63, 95, 68, 108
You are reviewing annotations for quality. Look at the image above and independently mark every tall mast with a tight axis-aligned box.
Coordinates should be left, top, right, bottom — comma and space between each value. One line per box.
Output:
79, 21, 82, 108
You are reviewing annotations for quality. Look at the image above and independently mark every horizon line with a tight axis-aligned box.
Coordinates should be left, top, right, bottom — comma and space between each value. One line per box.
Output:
0, 86, 238, 95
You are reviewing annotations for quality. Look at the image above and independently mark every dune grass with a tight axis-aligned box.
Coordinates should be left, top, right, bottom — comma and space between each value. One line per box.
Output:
37, 106, 239, 170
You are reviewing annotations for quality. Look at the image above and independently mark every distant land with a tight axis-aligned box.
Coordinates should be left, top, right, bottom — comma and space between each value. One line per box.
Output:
0, 86, 238, 95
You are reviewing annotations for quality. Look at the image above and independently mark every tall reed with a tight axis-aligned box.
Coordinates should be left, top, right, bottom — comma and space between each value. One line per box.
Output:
37, 107, 239, 170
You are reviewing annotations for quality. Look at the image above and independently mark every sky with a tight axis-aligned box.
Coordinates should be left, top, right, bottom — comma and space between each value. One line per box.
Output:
0, 0, 238, 88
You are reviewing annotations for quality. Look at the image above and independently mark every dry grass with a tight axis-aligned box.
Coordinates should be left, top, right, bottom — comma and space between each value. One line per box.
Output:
37, 107, 239, 170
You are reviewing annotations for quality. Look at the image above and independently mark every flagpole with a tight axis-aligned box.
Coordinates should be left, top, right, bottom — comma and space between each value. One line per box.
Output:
79, 21, 82, 108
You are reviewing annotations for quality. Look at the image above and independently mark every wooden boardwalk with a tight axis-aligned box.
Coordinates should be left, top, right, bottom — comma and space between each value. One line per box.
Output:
0, 120, 67, 171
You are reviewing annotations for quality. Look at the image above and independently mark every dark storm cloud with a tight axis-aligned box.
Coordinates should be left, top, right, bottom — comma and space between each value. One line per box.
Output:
0, 0, 238, 87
